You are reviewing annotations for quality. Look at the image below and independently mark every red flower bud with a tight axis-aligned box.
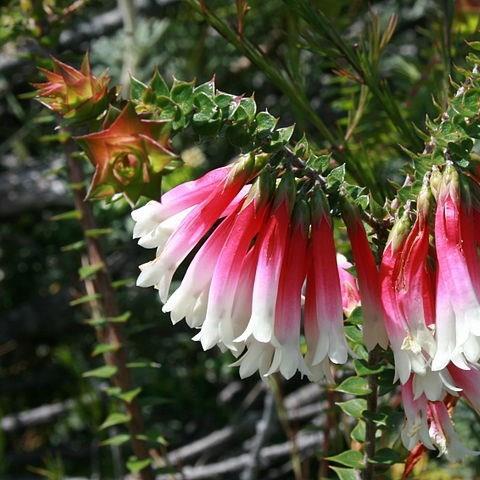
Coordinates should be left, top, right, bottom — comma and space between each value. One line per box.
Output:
34, 54, 112, 122
75, 103, 176, 202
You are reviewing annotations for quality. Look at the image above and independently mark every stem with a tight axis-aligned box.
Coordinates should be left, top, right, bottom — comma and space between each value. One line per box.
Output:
363, 349, 379, 480
65, 142, 154, 480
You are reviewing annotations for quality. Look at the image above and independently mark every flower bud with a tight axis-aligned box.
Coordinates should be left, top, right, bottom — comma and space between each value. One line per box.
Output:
34, 54, 112, 123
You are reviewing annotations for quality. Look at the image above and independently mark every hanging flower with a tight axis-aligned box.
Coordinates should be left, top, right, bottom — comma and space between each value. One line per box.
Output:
76, 104, 176, 202
432, 165, 480, 371
336, 253, 361, 318
427, 400, 477, 461
34, 54, 111, 122
400, 377, 433, 452
343, 205, 388, 350
136, 154, 257, 302
192, 170, 274, 351
267, 197, 310, 379
304, 188, 348, 374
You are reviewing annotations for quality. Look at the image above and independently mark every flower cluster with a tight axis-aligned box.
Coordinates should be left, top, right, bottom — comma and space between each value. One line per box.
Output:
380, 164, 480, 458
132, 155, 381, 381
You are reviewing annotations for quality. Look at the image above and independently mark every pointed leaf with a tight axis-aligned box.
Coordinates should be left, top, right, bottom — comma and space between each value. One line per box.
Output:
335, 376, 371, 396
83, 365, 117, 379
99, 412, 131, 430
327, 450, 364, 469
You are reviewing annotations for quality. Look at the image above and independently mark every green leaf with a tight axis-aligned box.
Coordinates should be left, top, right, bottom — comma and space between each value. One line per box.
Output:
351, 420, 366, 442
108, 311, 131, 323
99, 412, 131, 430
70, 293, 101, 306
194, 78, 215, 96
240, 96, 257, 121
335, 376, 371, 396
307, 153, 330, 173
370, 448, 404, 465
354, 359, 385, 377
101, 434, 130, 447
118, 387, 142, 404
130, 76, 148, 101
330, 466, 361, 480
111, 278, 135, 289
336, 399, 367, 419
83, 365, 117, 379
255, 111, 277, 134
326, 164, 346, 189
78, 262, 104, 280
50, 209, 82, 221
150, 70, 170, 97
91, 342, 120, 357
327, 450, 364, 469
85, 228, 113, 238
264, 125, 295, 152
61, 240, 86, 252
126, 457, 152, 474
170, 78, 195, 114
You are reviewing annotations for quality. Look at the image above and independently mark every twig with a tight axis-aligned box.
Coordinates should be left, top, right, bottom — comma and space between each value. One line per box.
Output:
65, 141, 154, 480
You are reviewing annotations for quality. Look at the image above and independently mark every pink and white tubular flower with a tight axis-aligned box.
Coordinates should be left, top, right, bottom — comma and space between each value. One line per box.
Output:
336, 253, 361, 318
136, 154, 256, 302
132, 165, 250, 250
343, 205, 388, 350
380, 211, 417, 385
448, 364, 480, 415
267, 197, 310, 379
427, 400, 478, 461
432, 165, 480, 371
304, 188, 348, 370
192, 171, 274, 352
400, 377, 433, 452
236, 171, 295, 346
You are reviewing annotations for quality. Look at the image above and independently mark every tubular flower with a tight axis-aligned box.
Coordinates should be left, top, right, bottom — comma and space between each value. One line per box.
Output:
432, 165, 480, 371
380, 188, 451, 399
34, 54, 111, 121
76, 104, 176, 202
137, 154, 256, 302
236, 172, 295, 345
233, 173, 297, 377
448, 364, 480, 415
304, 188, 348, 372
343, 205, 388, 350
401, 375, 476, 460
400, 377, 433, 452
427, 400, 478, 461
193, 171, 274, 351
336, 253, 361, 318
267, 197, 310, 379
133, 160, 351, 381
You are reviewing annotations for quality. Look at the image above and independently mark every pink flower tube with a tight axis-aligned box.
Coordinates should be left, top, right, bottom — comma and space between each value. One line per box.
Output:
136, 155, 255, 302
343, 205, 388, 350
304, 188, 348, 369
267, 197, 310, 379
432, 165, 480, 371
